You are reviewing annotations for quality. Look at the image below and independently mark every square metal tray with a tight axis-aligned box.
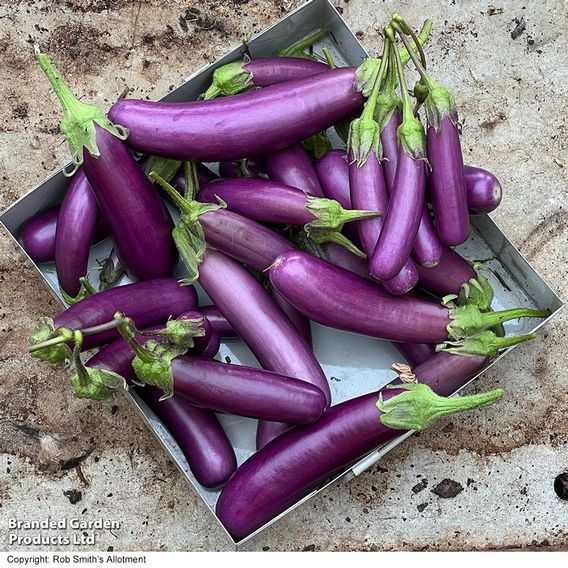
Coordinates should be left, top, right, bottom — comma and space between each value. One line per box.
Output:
1, 0, 563, 547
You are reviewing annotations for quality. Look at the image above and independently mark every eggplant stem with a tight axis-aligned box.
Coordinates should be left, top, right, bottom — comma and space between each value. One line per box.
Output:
386, 27, 414, 121
71, 330, 88, 387
279, 28, 328, 57
482, 307, 550, 327
322, 47, 336, 70
392, 14, 428, 70
115, 314, 156, 364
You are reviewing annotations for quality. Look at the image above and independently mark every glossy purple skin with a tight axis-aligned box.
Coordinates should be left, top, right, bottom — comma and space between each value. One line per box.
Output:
464, 165, 503, 214
370, 149, 425, 281
393, 342, 436, 366
217, 388, 403, 539
243, 57, 328, 87
263, 143, 324, 197
172, 163, 218, 197
198, 250, 329, 398
87, 339, 236, 488
82, 125, 177, 281
200, 209, 297, 272
412, 204, 443, 268
272, 289, 312, 349
171, 357, 326, 424
218, 157, 265, 179
349, 152, 418, 295
55, 170, 99, 296
270, 251, 452, 344
19, 207, 59, 263
198, 250, 330, 450
316, 150, 351, 207
416, 245, 476, 299
199, 306, 237, 338
108, 68, 363, 162
216, 351, 488, 538
198, 178, 313, 225
177, 310, 220, 359
52, 278, 197, 350
323, 243, 370, 279
427, 116, 469, 246
380, 108, 402, 191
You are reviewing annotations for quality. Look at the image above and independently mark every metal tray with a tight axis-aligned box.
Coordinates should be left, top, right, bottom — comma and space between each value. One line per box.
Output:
0, 0, 563, 547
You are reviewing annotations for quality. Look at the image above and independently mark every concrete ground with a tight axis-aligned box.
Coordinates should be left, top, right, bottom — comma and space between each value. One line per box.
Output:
0, 0, 567, 552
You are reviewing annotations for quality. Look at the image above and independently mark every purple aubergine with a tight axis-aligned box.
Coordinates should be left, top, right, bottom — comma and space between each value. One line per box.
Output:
55, 170, 99, 297
108, 68, 364, 162
198, 179, 317, 225
269, 251, 546, 346
349, 152, 418, 295
204, 57, 329, 99
428, 116, 469, 245
200, 209, 297, 272
19, 207, 59, 263
31, 279, 198, 356
370, 149, 425, 281
197, 250, 330, 448
83, 126, 177, 281
216, 351, 491, 538
166, 357, 326, 424
263, 143, 324, 197
199, 306, 238, 338
464, 165, 503, 214
37, 52, 178, 282
87, 339, 236, 488
177, 310, 221, 359
272, 289, 312, 349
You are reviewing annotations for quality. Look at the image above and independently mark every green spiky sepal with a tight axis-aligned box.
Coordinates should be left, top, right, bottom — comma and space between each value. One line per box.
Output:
70, 366, 127, 401
424, 83, 458, 133
397, 115, 426, 160
131, 341, 187, 400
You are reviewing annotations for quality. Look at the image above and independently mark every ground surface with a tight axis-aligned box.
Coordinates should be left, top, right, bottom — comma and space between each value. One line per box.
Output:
0, 0, 567, 553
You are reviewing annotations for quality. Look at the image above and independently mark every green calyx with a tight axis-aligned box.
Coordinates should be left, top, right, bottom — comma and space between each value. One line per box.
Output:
301, 131, 332, 160
35, 48, 128, 176
29, 318, 72, 364
149, 172, 226, 283
377, 383, 503, 430
131, 341, 187, 400
304, 195, 379, 257
141, 317, 205, 349
375, 85, 401, 134
447, 304, 550, 340
202, 60, 252, 100
424, 83, 458, 132
436, 330, 537, 358
348, 116, 381, 166
396, 115, 426, 160
413, 77, 430, 105
70, 366, 126, 400
69, 330, 126, 400
442, 265, 494, 313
